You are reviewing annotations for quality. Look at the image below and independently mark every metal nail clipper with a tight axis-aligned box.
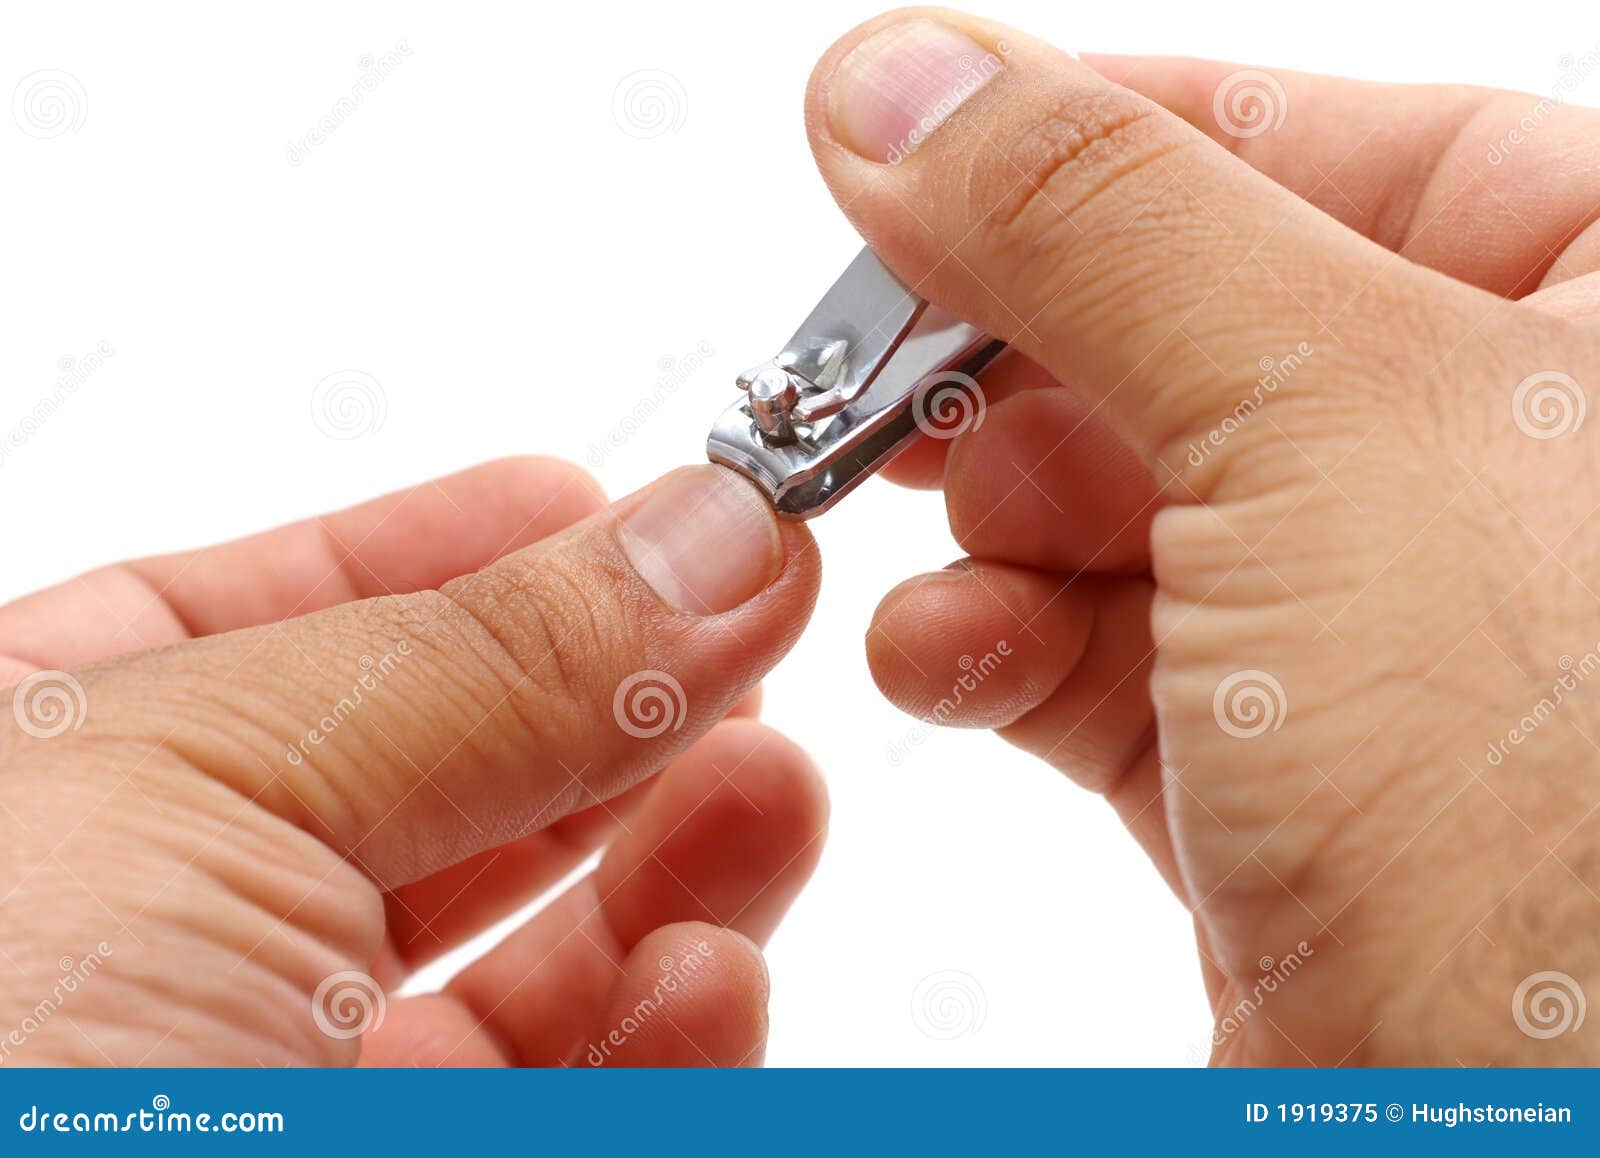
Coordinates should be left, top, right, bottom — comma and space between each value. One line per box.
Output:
706, 248, 1006, 519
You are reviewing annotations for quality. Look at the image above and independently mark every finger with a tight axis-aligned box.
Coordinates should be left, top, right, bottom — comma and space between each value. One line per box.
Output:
877, 348, 1058, 489
945, 386, 1159, 573
806, 9, 1490, 470
870, 564, 1153, 784
382, 688, 764, 970
870, 564, 1175, 887
584, 925, 769, 1067
67, 466, 820, 889
868, 561, 1094, 730
365, 720, 822, 1065
364, 925, 769, 1068
1523, 269, 1600, 322
878, 349, 1162, 576
1082, 54, 1600, 295
380, 778, 650, 971
0, 456, 606, 669
446, 719, 821, 1065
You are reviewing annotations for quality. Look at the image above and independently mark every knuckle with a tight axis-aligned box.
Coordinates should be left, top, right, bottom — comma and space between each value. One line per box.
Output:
422, 552, 641, 745
974, 86, 1180, 235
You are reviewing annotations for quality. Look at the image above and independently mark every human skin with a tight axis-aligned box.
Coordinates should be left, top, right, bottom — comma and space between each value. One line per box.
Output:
0, 460, 828, 1065
818, 8, 1600, 1063
6, 5, 1600, 1069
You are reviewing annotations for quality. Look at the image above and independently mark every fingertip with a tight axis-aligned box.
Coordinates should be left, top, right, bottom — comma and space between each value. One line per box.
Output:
867, 562, 1096, 729
585, 923, 769, 1067
878, 435, 951, 489
806, 6, 1006, 149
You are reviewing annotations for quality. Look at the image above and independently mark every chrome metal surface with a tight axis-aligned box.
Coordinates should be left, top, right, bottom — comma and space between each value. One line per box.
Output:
707, 248, 1005, 519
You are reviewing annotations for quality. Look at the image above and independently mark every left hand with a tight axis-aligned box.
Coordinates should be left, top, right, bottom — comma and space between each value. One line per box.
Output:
0, 458, 826, 1066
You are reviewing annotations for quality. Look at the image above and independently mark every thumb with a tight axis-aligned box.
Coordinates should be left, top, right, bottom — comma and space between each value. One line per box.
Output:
806, 8, 1482, 477
55, 465, 818, 888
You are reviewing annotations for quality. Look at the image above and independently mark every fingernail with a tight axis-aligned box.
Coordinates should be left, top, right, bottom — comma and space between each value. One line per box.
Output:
618, 466, 782, 615
829, 20, 1001, 163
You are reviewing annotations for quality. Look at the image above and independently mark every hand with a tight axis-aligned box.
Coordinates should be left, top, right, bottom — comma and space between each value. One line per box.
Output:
810, 8, 1600, 1063
0, 460, 825, 1066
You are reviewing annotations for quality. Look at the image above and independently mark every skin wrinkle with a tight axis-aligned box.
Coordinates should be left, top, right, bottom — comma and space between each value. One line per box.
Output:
806, 8, 1600, 1062
0, 441, 829, 1065
988, 95, 1174, 230
15, 7, 1600, 1067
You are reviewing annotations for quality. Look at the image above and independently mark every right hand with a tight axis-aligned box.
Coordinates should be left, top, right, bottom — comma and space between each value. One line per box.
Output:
810, 7, 1600, 1063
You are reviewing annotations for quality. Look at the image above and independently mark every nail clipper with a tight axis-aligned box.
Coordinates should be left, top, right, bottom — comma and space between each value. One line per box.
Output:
706, 248, 1005, 519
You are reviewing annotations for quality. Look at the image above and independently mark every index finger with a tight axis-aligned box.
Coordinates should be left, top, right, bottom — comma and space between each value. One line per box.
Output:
1083, 53, 1600, 295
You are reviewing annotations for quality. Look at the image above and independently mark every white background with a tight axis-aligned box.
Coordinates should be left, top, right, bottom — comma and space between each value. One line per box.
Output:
2, 0, 1593, 1065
